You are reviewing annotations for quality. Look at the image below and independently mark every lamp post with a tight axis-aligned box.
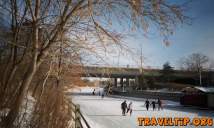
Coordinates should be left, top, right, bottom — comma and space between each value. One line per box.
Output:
199, 67, 202, 86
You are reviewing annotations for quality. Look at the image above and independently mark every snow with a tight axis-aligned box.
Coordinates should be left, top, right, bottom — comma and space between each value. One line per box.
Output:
194, 86, 214, 93
17, 94, 36, 127
70, 95, 214, 128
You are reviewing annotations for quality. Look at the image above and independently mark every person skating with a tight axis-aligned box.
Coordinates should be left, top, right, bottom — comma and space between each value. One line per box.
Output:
151, 101, 156, 111
157, 98, 163, 110
145, 99, 150, 111
101, 91, 104, 99
126, 102, 133, 116
121, 100, 127, 116
92, 89, 95, 95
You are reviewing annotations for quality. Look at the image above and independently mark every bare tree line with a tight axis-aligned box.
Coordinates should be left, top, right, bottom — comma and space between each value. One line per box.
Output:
178, 53, 211, 86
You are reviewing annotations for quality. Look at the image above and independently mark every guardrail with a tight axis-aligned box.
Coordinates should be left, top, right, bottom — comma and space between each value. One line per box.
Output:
70, 100, 91, 128
112, 90, 184, 101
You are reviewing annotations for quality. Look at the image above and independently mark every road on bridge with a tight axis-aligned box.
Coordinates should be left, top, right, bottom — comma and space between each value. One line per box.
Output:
71, 95, 214, 128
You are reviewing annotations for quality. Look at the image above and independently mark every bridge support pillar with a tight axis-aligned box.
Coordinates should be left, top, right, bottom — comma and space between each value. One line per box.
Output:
135, 76, 139, 88
120, 78, 124, 88
126, 78, 129, 87
114, 78, 117, 87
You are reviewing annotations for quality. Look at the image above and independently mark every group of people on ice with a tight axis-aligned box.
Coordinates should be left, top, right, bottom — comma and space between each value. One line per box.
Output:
121, 100, 133, 116
121, 98, 163, 116
144, 98, 163, 111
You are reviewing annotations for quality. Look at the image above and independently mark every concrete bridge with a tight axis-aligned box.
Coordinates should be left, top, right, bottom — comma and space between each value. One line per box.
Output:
81, 66, 142, 87
82, 66, 141, 78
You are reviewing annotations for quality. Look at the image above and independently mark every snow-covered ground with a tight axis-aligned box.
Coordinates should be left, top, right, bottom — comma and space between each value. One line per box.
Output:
70, 94, 214, 128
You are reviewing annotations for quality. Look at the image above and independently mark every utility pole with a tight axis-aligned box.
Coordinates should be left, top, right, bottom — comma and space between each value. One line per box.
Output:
117, 51, 120, 67
199, 67, 202, 86
140, 45, 143, 73
137, 44, 143, 90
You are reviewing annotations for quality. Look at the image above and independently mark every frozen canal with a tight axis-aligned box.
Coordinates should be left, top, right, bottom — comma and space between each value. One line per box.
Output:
71, 94, 214, 128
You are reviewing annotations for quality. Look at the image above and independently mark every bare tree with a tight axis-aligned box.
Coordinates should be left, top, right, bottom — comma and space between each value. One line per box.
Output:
179, 53, 209, 85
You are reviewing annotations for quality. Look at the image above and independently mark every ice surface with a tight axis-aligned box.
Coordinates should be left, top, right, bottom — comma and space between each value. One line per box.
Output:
70, 93, 214, 128
69, 86, 103, 94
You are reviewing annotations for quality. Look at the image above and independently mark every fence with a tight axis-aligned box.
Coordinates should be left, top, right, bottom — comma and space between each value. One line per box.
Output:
70, 100, 91, 128
112, 90, 184, 101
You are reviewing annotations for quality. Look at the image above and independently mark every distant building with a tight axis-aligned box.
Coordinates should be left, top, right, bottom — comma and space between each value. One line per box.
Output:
180, 86, 214, 108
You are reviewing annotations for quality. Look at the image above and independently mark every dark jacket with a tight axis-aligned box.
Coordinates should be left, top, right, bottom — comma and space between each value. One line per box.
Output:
121, 101, 127, 109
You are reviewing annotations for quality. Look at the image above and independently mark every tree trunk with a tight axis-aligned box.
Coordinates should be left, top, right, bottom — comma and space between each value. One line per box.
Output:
199, 69, 202, 86
3, 62, 37, 128
3, 10, 40, 127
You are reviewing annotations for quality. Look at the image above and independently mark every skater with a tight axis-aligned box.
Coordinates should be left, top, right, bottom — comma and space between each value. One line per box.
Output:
101, 91, 104, 99
121, 100, 127, 116
157, 98, 163, 110
151, 101, 156, 111
127, 102, 133, 116
145, 99, 150, 111
92, 89, 95, 95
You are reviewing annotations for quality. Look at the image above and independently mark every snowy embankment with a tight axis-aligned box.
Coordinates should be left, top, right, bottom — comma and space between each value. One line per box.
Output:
0, 94, 36, 127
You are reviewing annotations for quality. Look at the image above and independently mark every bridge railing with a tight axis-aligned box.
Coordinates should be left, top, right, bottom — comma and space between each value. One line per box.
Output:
70, 100, 91, 128
83, 66, 142, 74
